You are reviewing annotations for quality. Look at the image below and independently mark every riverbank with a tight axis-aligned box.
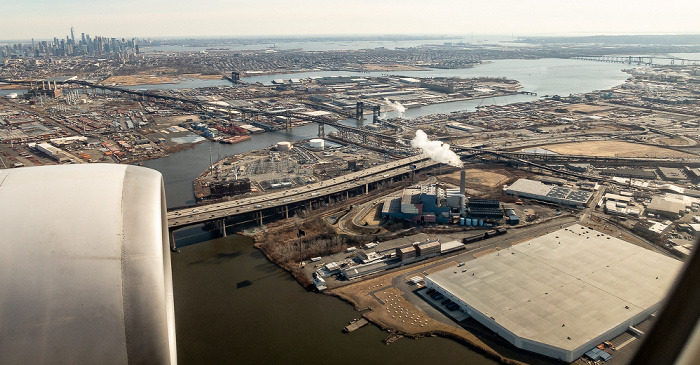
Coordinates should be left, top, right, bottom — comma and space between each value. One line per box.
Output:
245, 186, 528, 365
328, 267, 526, 365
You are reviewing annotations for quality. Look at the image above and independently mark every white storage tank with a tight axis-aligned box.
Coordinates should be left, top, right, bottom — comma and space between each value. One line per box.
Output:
309, 138, 325, 150
276, 141, 292, 151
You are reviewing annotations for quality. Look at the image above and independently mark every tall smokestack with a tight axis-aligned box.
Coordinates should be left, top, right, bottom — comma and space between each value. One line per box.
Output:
460, 169, 466, 196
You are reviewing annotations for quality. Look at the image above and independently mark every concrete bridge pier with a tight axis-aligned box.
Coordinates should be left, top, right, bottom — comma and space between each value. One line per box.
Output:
285, 205, 289, 219
258, 211, 263, 227
219, 219, 227, 237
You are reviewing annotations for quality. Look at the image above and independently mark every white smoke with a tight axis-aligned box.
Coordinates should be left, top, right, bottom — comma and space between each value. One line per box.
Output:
384, 98, 406, 118
411, 130, 463, 167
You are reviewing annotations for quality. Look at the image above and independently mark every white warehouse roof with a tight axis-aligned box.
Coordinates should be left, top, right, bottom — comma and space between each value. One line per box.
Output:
427, 224, 682, 362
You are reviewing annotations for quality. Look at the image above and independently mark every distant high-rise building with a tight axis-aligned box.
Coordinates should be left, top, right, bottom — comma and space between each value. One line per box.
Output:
70, 26, 75, 44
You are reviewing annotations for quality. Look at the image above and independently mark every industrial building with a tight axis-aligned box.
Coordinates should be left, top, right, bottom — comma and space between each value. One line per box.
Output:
466, 198, 504, 221
646, 195, 686, 219
504, 179, 592, 208
35, 142, 70, 163
657, 167, 686, 181
382, 184, 457, 223
603, 193, 642, 217
426, 224, 683, 362
600, 168, 657, 180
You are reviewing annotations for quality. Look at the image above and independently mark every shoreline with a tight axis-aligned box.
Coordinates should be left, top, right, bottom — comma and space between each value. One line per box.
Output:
249, 210, 527, 365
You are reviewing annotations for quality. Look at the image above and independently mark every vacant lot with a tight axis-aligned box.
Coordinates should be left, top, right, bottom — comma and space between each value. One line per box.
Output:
101, 75, 176, 86
538, 141, 695, 158
444, 168, 512, 189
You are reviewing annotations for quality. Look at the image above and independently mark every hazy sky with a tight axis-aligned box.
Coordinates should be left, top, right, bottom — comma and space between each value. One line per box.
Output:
2, 0, 699, 41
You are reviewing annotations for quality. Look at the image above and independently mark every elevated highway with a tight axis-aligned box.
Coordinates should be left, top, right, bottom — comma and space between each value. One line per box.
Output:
167, 155, 437, 230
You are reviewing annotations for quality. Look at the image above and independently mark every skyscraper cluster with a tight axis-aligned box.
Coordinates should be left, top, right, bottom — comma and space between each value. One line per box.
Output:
1, 28, 145, 59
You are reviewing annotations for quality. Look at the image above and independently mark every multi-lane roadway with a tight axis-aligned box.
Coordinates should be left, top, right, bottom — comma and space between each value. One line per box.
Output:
167, 155, 438, 229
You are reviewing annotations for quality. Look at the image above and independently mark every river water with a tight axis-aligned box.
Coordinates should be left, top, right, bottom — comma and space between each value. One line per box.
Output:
144, 58, 637, 364
172, 235, 498, 365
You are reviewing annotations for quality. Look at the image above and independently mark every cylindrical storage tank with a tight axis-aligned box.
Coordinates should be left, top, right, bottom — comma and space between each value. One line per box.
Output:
465, 218, 471, 226
276, 141, 292, 151
460, 217, 465, 225
309, 138, 325, 150
478, 219, 484, 226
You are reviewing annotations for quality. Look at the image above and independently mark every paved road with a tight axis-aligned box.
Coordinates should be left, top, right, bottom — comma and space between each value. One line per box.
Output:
167, 155, 436, 228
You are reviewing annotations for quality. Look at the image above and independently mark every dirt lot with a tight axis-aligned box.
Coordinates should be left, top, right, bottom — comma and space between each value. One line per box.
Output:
359, 201, 385, 225
441, 167, 526, 197
565, 103, 615, 114
656, 137, 693, 146
101, 73, 222, 86
101, 75, 177, 86
180, 73, 223, 80
539, 141, 695, 158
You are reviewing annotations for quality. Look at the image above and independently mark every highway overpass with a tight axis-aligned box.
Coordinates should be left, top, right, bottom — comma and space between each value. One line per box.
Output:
166, 155, 438, 235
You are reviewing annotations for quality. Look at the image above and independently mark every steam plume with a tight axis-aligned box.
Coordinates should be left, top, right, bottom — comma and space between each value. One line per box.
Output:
411, 130, 463, 167
384, 98, 406, 118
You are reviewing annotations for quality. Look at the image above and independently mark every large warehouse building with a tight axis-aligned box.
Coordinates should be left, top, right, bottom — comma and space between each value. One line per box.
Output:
505, 178, 593, 208
426, 224, 683, 362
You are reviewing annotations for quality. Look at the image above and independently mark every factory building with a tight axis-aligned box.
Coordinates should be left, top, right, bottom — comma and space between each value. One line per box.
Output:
466, 198, 503, 221
646, 196, 687, 219
35, 142, 70, 163
504, 179, 592, 208
25, 81, 63, 99
397, 246, 417, 261
382, 184, 454, 223
208, 179, 251, 200
396, 239, 441, 262
600, 168, 657, 180
415, 240, 440, 256
657, 167, 686, 181
426, 224, 683, 362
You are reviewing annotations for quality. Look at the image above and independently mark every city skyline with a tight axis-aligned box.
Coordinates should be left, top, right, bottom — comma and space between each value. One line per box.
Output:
3, 0, 700, 41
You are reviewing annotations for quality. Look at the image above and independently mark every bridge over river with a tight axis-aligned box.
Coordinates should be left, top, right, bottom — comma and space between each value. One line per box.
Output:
166, 155, 439, 248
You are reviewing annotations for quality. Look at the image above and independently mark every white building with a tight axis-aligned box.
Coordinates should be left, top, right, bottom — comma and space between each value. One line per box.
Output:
505, 179, 592, 207
426, 224, 682, 362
